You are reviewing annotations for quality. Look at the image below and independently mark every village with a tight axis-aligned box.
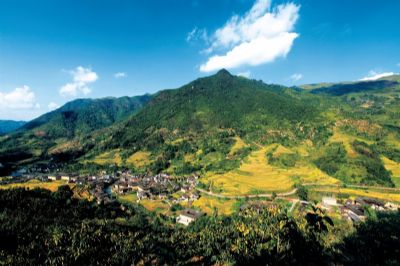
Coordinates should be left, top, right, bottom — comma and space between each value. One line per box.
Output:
1, 165, 399, 226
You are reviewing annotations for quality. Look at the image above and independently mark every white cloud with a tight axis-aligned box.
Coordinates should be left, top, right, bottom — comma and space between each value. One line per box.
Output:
114, 72, 127, 79
200, 0, 300, 72
290, 73, 303, 81
237, 71, 251, 78
60, 66, 98, 97
359, 71, 396, 81
48, 102, 60, 110
0, 86, 38, 109
186, 27, 208, 43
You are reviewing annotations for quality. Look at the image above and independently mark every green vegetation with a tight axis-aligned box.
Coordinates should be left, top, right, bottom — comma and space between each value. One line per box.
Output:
0, 70, 399, 191
1, 188, 399, 265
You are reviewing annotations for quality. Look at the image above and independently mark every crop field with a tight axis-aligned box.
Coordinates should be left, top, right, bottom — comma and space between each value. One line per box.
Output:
192, 194, 236, 215
117, 193, 137, 204
139, 199, 170, 214
328, 127, 362, 157
90, 149, 122, 166
126, 151, 151, 167
228, 137, 248, 156
203, 145, 339, 196
0, 179, 68, 192
382, 156, 400, 187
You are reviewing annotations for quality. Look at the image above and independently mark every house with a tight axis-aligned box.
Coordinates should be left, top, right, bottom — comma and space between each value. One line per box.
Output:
158, 193, 167, 200
180, 194, 190, 202
190, 192, 200, 200
322, 196, 337, 208
181, 185, 190, 193
60, 174, 70, 181
355, 197, 385, 210
385, 202, 399, 211
176, 209, 205, 226
342, 203, 365, 222
137, 190, 149, 200
48, 175, 60, 181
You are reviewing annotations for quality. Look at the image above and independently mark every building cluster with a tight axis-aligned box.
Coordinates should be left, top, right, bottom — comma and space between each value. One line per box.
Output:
321, 196, 399, 222
112, 173, 200, 202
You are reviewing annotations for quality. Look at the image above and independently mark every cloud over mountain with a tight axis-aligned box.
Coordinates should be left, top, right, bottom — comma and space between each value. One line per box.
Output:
200, 0, 300, 72
60, 66, 98, 97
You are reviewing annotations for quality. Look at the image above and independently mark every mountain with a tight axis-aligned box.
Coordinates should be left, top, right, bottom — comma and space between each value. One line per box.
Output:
79, 69, 325, 175
0, 120, 26, 135
0, 94, 152, 169
21, 95, 152, 138
302, 75, 400, 96
111, 69, 319, 147
1, 70, 399, 188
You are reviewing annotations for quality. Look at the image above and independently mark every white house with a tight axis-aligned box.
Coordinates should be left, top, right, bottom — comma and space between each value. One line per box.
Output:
322, 196, 337, 208
176, 209, 205, 226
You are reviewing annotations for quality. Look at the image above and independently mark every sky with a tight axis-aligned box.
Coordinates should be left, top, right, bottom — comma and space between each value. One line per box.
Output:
1, 0, 400, 120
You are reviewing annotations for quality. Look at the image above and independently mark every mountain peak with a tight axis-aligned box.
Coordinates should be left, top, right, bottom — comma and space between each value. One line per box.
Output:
215, 69, 232, 77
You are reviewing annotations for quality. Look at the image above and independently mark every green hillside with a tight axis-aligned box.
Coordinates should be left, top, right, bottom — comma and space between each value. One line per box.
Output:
1, 71, 400, 189
0, 95, 152, 170
22, 95, 152, 138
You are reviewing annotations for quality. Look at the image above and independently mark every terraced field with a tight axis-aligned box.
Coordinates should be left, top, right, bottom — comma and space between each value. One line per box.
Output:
90, 149, 123, 166
382, 156, 400, 187
203, 145, 339, 196
0, 179, 68, 191
192, 194, 236, 215
126, 151, 151, 168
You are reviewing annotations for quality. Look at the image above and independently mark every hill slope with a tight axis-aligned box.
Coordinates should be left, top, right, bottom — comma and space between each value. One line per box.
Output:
0, 120, 26, 135
0, 95, 152, 169
21, 95, 152, 138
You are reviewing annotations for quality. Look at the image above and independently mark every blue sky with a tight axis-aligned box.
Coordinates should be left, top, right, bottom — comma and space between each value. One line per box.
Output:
1, 0, 400, 120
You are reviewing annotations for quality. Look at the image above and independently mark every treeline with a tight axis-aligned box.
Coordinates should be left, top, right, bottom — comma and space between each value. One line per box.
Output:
1, 187, 399, 265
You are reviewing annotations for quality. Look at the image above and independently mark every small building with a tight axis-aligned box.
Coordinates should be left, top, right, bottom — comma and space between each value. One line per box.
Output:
60, 174, 70, 181
176, 209, 205, 226
181, 185, 190, 193
190, 192, 200, 200
48, 175, 60, 181
322, 196, 337, 208
385, 202, 399, 211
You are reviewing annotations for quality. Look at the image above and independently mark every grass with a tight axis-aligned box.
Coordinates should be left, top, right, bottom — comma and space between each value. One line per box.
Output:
203, 144, 339, 196
126, 151, 151, 167
0, 179, 68, 192
382, 156, 400, 187
192, 194, 236, 215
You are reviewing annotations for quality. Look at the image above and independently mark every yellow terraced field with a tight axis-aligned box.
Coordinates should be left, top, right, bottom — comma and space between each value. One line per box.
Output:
192, 195, 236, 215
126, 151, 151, 167
228, 137, 248, 156
382, 156, 400, 187
117, 192, 138, 204
91, 149, 122, 166
140, 199, 170, 214
0, 179, 68, 192
204, 145, 339, 196
329, 127, 358, 157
